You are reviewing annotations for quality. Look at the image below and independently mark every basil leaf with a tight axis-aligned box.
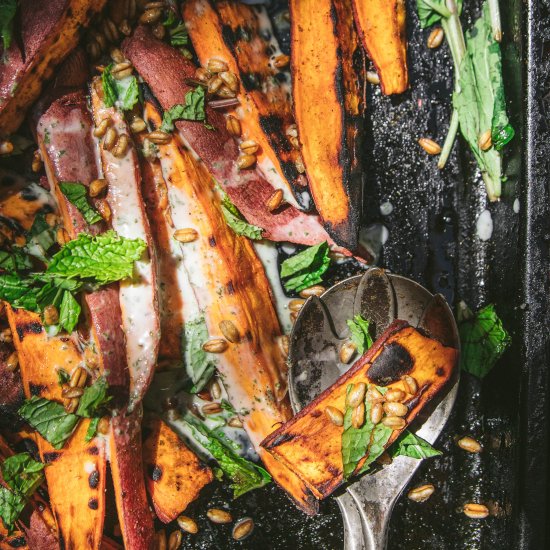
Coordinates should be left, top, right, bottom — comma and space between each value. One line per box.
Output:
76, 377, 111, 418
389, 431, 442, 459
18, 397, 79, 449
59, 182, 102, 225
85, 417, 100, 442
1, 453, 44, 497
101, 64, 140, 111
0, 0, 17, 54
280, 242, 330, 293
346, 315, 373, 355
183, 317, 216, 393
58, 291, 80, 334
45, 231, 146, 285
459, 303, 511, 379
0, 487, 26, 533
161, 86, 206, 132
221, 196, 263, 240
184, 415, 271, 498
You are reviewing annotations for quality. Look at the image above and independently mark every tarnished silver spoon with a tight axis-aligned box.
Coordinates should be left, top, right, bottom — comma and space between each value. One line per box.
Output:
288, 268, 459, 550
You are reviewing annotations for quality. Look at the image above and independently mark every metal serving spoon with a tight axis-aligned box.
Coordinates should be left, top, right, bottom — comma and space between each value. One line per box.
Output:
288, 268, 459, 550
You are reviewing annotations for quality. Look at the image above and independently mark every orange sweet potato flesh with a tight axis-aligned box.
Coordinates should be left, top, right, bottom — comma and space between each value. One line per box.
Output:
352, 0, 409, 95
262, 321, 458, 500
0, 0, 106, 136
5, 306, 107, 550
142, 417, 213, 523
290, 0, 364, 249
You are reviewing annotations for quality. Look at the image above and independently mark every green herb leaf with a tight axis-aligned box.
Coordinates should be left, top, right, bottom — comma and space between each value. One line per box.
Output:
416, 0, 452, 28
0, 249, 32, 272
25, 213, 56, 263
458, 303, 511, 378
389, 431, 442, 459
76, 377, 111, 418
346, 315, 373, 355
161, 86, 206, 133
102, 64, 118, 108
0, 273, 39, 311
184, 415, 271, 498
57, 369, 70, 386
280, 242, 330, 293
169, 23, 189, 46
18, 397, 79, 449
221, 195, 263, 240
45, 231, 146, 285
1, 453, 45, 497
183, 317, 216, 393
0, 487, 26, 533
101, 64, 140, 111
58, 291, 81, 335
59, 182, 102, 226
85, 417, 100, 442
0, 0, 17, 54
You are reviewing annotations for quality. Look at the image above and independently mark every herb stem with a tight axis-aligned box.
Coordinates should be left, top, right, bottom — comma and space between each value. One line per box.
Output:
488, 0, 502, 42
438, 109, 459, 168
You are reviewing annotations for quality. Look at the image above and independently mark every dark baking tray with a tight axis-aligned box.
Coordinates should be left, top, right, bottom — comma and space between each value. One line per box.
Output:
178, 0, 550, 548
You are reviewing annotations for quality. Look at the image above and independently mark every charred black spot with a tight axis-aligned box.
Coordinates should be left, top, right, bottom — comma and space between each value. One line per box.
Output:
59, 337, 70, 343
88, 446, 99, 456
43, 451, 61, 463
368, 343, 414, 386
29, 383, 46, 396
221, 24, 236, 52
89, 470, 99, 489
226, 280, 235, 294
20, 187, 39, 201
59, 530, 65, 550
241, 72, 261, 91
66, 6, 73, 17
268, 432, 296, 448
8, 536, 26, 548
208, 236, 216, 247
16, 322, 43, 341
148, 464, 163, 482
274, 71, 288, 83
88, 497, 98, 510
436, 367, 445, 377
244, 330, 253, 342
311, 410, 322, 418
237, 25, 252, 42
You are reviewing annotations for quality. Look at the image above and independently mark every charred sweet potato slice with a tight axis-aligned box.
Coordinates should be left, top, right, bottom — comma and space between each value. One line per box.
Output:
6, 307, 106, 550
0, 0, 106, 136
143, 417, 213, 523
261, 321, 458, 500
352, 0, 409, 95
289, 0, 365, 249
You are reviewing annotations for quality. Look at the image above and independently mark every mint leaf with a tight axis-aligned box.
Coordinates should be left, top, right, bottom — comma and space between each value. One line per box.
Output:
102, 64, 140, 111
57, 369, 70, 386
85, 417, 100, 442
183, 317, 216, 393
0, 250, 32, 272
416, 0, 462, 28
0, 487, 26, 533
1, 453, 44, 497
280, 242, 330, 293
58, 291, 80, 334
221, 195, 263, 240
0, 0, 17, 54
76, 377, 111, 418
184, 415, 271, 498
102, 64, 118, 108
59, 182, 102, 225
346, 315, 373, 355
161, 86, 206, 132
24, 212, 56, 263
45, 231, 146, 284
0, 273, 39, 311
18, 397, 79, 449
169, 23, 189, 46
389, 431, 442, 459
459, 303, 511, 378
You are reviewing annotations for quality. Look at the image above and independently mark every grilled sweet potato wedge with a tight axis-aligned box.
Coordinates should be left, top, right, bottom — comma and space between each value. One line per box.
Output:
123, 26, 336, 249
262, 320, 458, 500
352, 0, 409, 95
289, 0, 365, 249
184, 0, 309, 210
143, 417, 213, 523
0, 0, 106, 136
6, 306, 107, 550
141, 101, 318, 514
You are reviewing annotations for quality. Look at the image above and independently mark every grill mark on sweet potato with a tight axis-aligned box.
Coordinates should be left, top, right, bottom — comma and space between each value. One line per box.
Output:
88, 470, 99, 489
16, 322, 43, 341
28, 383, 46, 396
43, 451, 61, 463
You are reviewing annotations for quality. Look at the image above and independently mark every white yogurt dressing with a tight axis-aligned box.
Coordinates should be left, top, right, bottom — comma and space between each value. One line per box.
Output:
513, 198, 520, 213
476, 209, 493, 241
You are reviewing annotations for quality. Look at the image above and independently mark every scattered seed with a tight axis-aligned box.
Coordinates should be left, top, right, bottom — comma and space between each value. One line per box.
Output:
290, 311, 298, 323
176, 515, 198, 534
401, 375, 418, 395
86, 40, 101, 60
111, 61, 133, 80
294, 154, 306, 174
273, 54, 290, 69
285, 124, 298, 138
5, 352, 18, 373
62, 386, 84, 399
96, 199, 112, 222
45, 213, 58, 227
32, 150, 43, 172
367, 71, 380, 85
65, 398, 79, 413
478, 129, 492, 151
110, 47, 125, 63
325, 406, 344, 427
266, 189, 284, 212
383, 401, 408, 417
407, 484, 435, 502
207, 58, 229, 73
152, 21, 166, 40
140, 7, 162, 24
56, 228, 70, 246
239, 140, 259, 155
299, 285, 325, 298
92, 30, 107, 51
167, 530, 182, 550
89, 178, 108, 198
237, 153, 257, 170
352, 402, 366, 429
207, 76, 223, 94
346, 382, 367, 408
202, 403, 222, 415
102, 17, 119, 43
0, 140, 14, 155
226, 115, 241, 136
103, 127, 118, 151
206, 508, 232, 524
93, 118, 112, 138
339, 341, 357, 364
219, 320, 240, 343
427, 27, 444, 49
288, 136, 300, 150
277, 335, 289, 357
228, 416, 243, 428
210, 379, 222, 400
219, 71, 239, 92
385, 388, 406, 402
370, 402, 383, 424
0, 328, 12, 343
130, 116, 147, 134
196, 67, 213, 82
43, 305, 59, 326
232, 517, 254, 541
155, 529, 167, 550
112, 134, 130, 157
457, 436, 482, 453
70, 367, 87, 388
216, 86, 236, 99
119, 19, 132, 36
147, 130, 172, 145
97, 416, 110, 435
382, 416, 406, 429
174, 228, 199, 243
463, 503, 489, 519
377, 451, 393, 465
288, 299, 305, 312
418, 138, 442, 155
202, 338, 228, 353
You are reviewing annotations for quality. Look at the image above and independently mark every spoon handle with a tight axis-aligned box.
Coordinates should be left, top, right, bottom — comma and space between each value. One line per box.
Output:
336, 493, 368, 550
